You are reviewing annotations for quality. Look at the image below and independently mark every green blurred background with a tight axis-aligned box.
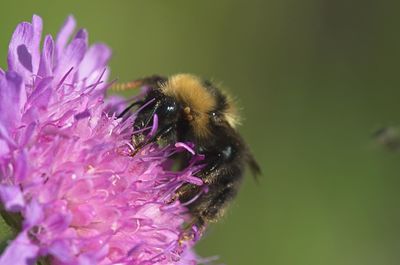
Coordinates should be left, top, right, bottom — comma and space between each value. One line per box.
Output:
1, 1, 400, 264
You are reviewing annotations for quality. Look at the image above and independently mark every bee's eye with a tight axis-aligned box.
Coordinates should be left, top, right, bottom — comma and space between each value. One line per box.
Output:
160, 98, 178, 119
166, 104, 177, 113
211, 111, 221, 123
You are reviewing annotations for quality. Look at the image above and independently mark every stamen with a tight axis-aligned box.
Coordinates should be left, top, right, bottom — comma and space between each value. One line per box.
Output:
148, 114, 159, 137
175, 142, 195, 155
56, 67, 74, 90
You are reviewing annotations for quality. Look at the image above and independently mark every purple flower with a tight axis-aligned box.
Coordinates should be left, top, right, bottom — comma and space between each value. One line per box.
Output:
0, 15, 204, 265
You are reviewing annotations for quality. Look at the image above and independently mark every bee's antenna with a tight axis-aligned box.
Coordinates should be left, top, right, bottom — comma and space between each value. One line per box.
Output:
110, 80, 144, 92
116, 101, 143, 119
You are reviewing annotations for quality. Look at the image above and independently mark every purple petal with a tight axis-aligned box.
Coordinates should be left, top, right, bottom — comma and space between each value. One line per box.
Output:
55, 15, 76, 61
16, 45, 32, 72
0, 139, 10, 156
149, 114, 159, 137
54, 38, 87, 84
26, 76, 53, 109
23, 199, 43, 228
31, 15, 43, 74
0, 230, 39, 265
46, 212, 72, 234
0, 185, 25, 211
103, 95, 128, 116
175, 142, 196, 155
75, 28, 88, 42
7, 15, 42, 81
14, 149, 28, 181
8, 21, 33, 77
78, 44, 111, 80
18, 122, 36, 147
185, 175, 203, 186
0, 71, 25, 130
0, 123, 16, 149
177, 250, 199, 265
37, 35, 54, 78
74, 109, 91, 120
48, 240, 74, 263
76, 255, 96, 265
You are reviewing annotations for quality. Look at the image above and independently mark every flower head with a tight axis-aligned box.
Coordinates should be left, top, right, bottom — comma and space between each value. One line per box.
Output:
0, 15, 204, 265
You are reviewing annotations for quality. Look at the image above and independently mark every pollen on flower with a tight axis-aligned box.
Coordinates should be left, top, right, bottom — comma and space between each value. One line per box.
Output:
86, 165, 95, 174
0, 15, 207, 265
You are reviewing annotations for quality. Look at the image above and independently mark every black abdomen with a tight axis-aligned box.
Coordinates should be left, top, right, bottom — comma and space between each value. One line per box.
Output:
178, 125, 247, 223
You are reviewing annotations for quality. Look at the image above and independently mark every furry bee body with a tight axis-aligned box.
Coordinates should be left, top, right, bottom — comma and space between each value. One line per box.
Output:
122, 74, 260, 232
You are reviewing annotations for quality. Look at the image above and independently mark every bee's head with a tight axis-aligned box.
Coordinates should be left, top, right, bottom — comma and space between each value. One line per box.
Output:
133, 89, 183, 146
131, 73, 241, 148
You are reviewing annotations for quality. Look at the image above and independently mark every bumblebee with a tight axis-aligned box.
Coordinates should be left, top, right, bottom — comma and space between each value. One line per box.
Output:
374, 127, 400, 151
117, 74, 260, 234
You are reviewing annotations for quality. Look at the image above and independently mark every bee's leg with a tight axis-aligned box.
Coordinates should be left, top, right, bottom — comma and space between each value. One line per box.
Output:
177, 140, 246, 242
169, 183, 199, 204
178, 216, 206, 245
178, 179, 240, 244
170, 150, 219, 203
177, 164, 243, 243
195, 178, 240, 223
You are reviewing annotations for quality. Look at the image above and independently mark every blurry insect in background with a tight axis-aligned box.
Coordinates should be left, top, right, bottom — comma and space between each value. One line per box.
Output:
373, 126, 400, 152
113, 74, 261, 238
